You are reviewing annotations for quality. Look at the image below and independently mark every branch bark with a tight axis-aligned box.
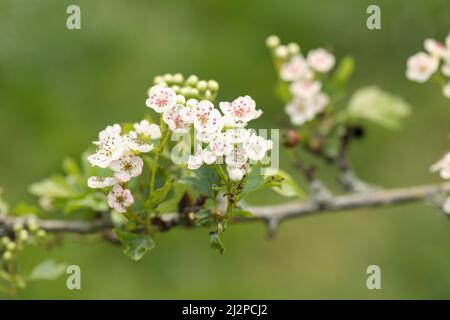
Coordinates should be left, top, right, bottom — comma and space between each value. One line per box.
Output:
1, 181, 449, 235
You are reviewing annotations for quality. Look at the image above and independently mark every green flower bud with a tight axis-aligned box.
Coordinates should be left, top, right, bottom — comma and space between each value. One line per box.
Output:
266, 35, 280, 49
196, 80, 207, 91
153, 75, 164, 84
275, 45, 288, 59
163, 73, 173, 83
18, 229, 29, 242
171, 85, 181, 93
287, 42, 300, 55
6, 241, 16, 251
205, 89, 213, 99
13, 222, 23, 232
190, 88, 199, 97
37, 230, 46, 238
27, 218, 39, 232
186, 75, 199, 86
1, 236, 10, 246
2, 251, 12, 261
207, 80, 219, 91
180, 87, 191, 96
173, 73, 184, 84
176, 94, 186, 105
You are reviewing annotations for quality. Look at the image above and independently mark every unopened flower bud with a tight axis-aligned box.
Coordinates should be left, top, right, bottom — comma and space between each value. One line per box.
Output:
275, 45, 288, 59
18, 229, 29, 241
180, 87, 191, 96
176, 94, 186, 105
2, 251, 12, 261
163, 73, 173, 83
287, 42, 300, 55
171, 85, 180, 93
173, 73, 184, 84
282, 129, 301, 148
1, 236, 10, 246
37, 230, 46, 238
27, 218, 39, 232
186, 75, 199, 86
204, 89, 213, 99
13, 222, 23, 232
196, 80, 207, 91
153, 75, 164, 84
6, 241, 16, 251
266, 35, 280, 49
190, 88, 199, 97
207, 80, 219, 91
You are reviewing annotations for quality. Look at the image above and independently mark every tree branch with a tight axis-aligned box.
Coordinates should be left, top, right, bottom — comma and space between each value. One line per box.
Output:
1, 182, 449, 236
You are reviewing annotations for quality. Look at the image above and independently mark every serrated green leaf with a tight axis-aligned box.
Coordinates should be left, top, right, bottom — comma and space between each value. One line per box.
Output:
232, 208, 254, 218
195, 209, 214, 227
29, 175, 76, 199
113, 229, 155, 261
348, 86, 411, 129
64, 192, 108, 214
146, 178, 174, 209
180, 167, 221, 198
266, 169, 305, 198
209, 231, 224, 254
240, 167, 265, 199
29, 260, 67, 281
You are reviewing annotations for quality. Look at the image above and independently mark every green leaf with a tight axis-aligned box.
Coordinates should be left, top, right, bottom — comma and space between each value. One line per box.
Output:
209, 231, 224, 254
330, 56, 355, 89
347, 86, 411, 129
29, 175, 76, 199
64, 192, 108, 214
180, 166, 221, 198
62, 157, 84, 188
232, 208, 254, 218
146, 178, 174, 209
266, 169, 305, 198
195, 209, 214, 227
13, 202, 40, 216
29, 260, 67, 281
113, 229, 155, 261
240, 167, 266, 199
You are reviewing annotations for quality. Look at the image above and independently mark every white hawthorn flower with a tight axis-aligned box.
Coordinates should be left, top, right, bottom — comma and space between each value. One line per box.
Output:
441, 63, 450, 77
87, 176, 117, 189
196, 130, 217, 143
134, 120, 161, 139
123, 131, 154, 153
289, 80, 322, 98
431, 152, 450, 179
110, 155, 144, 183
163, 105, 192, 133
146, 85, 177, 113
443, 83, 450, 98
444, 197, 450, 214
406, 52, 439, 83
224, 128, 251, 144
424, 38, 448, 59
209, 133, 232, 156
107, 185, 134, 213
225, 147, 248, 168
307, 48, 335, 73
192, 100, 223, 133
88, 125, 127, 168
280, 55, 312, 82
244, 135, 273, 161
220, 96, 262, 127
285, 93, 329, 126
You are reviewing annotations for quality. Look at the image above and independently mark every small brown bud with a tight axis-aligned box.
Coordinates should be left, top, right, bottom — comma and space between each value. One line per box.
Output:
282, 129, 301, 148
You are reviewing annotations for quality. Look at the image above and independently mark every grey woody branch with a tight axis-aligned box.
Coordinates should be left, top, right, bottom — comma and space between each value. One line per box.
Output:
1, 181, 449, 236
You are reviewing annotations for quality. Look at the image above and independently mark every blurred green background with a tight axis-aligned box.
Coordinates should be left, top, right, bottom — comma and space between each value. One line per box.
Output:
1, 0, 450, 299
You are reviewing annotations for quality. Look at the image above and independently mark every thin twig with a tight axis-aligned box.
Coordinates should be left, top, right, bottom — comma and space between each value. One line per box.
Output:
1, 182, 449, 235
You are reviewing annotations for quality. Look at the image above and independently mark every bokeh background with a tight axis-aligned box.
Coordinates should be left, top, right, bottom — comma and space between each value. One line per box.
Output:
1, 0, 450, 299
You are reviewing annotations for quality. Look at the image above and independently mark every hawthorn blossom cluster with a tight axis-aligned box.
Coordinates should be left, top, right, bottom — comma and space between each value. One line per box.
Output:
431, 152, 450, 213
87, 121, 161, 212
266, 35, 333, 125
406, 32, 450, 99
146, 85, 273, 181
